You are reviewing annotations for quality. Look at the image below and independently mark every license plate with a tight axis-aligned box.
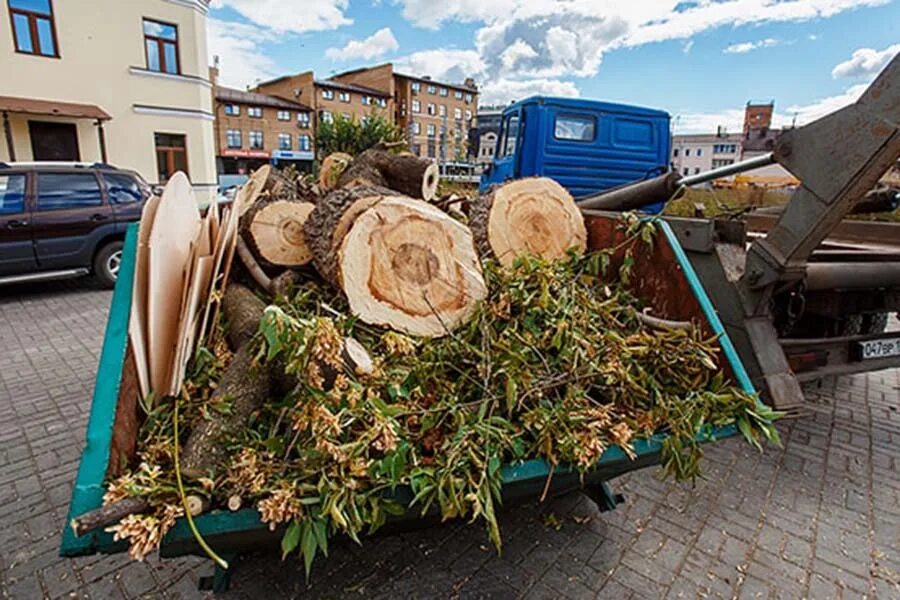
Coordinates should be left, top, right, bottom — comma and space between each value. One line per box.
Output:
857, 337, 900, 360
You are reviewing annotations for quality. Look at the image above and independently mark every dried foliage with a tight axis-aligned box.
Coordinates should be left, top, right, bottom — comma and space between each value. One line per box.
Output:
108, 218, 781, 572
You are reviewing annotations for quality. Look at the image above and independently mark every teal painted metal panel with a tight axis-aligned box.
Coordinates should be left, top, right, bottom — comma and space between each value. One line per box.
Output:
60, 216, 762, 559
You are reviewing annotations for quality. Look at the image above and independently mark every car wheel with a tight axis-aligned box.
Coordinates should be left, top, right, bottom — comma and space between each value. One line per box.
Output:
94, 241, 124, 289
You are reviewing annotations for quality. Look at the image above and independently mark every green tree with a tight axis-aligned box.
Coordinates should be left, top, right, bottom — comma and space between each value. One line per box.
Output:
315, 112, 405, 157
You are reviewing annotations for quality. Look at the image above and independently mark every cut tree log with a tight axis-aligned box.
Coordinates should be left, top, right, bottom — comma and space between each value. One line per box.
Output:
240, 199, 316, 268
338, 147, 439, 201
237, 165, 296, 217
71, 497, 150, 537
304, 186, 400, 285
469, 177, 587, 267
318, 152, 353, 192
339, 197, 487, 337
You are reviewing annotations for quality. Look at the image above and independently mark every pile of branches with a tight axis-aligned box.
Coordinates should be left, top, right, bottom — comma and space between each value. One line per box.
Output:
77, 211, 780, 572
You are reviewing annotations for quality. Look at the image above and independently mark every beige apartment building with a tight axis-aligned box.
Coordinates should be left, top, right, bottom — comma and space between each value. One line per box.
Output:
256, 63, 478, 162
0, 0, 217, 199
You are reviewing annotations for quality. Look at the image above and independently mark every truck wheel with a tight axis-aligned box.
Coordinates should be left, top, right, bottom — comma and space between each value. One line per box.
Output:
94, 241, 123, 289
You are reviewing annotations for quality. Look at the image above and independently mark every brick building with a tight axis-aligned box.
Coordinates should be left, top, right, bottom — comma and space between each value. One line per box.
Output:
255, 63, 478, 162
212, 81, 314, 176
252, 70, 392, 155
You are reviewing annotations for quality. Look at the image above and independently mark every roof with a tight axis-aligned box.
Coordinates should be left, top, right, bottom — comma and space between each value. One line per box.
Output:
672, 133, 743, 143
215, 86, 311, 111
394, 72, 478, 93
0, 95, 111, 120
316, 79, 391, 97
505, 96, 669, 120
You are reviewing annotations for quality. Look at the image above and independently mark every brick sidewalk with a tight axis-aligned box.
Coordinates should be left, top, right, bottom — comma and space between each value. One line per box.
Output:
0, 282, 897, 599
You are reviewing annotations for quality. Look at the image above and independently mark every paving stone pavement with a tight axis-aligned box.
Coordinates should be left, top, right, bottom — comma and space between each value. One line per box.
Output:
0, 280, 898, 599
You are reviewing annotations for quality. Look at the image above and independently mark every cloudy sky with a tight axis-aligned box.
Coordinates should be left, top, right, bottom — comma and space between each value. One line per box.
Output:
207, 0, 899, 133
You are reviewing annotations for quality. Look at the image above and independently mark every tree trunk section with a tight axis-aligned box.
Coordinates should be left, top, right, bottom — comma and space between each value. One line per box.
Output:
318, 152, 353, 192
240, 199, 315, 268
339, 148, 438, 201
470, 177, 587, 267
304, 186, 399, 286
338, 197, 487, 337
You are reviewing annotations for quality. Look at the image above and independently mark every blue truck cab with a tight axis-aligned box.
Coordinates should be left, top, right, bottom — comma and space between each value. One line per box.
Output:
480, 96, 672, 213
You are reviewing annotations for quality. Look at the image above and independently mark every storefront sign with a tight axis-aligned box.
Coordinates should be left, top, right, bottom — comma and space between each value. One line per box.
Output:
271, 150, 314, 161
222, 149, 270, 158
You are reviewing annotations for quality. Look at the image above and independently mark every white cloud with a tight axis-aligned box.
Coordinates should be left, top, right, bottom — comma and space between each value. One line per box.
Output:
325, 28, 399, 61
211, 0, 352, 33
500, 39, 539, 70
394, 48, 487, 83
673, 109, 746, 135
723, 38, 779, 54
831, 44, 900, 79
208, 18, 280, 89
782, 82, 869, 123
479, 78, 581, 105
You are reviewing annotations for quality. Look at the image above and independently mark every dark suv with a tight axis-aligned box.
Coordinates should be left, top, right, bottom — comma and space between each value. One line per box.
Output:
0, 162, 151, 288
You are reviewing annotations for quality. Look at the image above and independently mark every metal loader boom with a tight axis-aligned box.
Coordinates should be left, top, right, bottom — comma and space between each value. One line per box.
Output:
581, 54, 900, 411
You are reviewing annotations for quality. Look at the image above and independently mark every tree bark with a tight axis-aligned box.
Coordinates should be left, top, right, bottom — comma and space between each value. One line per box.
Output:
70, 497, 150, 537
304, 186, 397, 286
469, 177, 587, 267
338, 148, 438, 201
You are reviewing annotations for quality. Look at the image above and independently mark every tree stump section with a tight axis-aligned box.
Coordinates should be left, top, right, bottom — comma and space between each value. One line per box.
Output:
304, 186, 401, 285
470, 177, 586, 267
241, 200, 315, 267
318, 152, 353, 192
338, 148, 439, 201
339, 197, 487, 337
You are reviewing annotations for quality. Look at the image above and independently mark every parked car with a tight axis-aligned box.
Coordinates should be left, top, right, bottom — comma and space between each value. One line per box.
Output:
0, 162, 151, 288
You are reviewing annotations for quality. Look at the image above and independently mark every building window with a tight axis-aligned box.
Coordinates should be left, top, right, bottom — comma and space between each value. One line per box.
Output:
427, 123, 435, 136
439, 105, 446, 117
226, 129, 241, 149
277, 110, 291, 121
9, 0, 58, 57
143, 19, 179, 74
683, 167, 689, 175
465, 110, 472, 121
412, 99, 421, 113
339, 91, 351, 103
685, 148, 690, 157
278, 133, 291, 150
454, 108, 462, 120
154, 133, 188, 183
297, 112, 310, 128
412, 122, 421, 135
248, 131, 263, 149
465, 94, 473, 103
673, 148, 679, 157
696, 148, 702, 156
712, 159, 735, 168
248, 106, 262, 118
320, 110, 333, 124
427, 103, 436, 116
322, 89, 334, 100
427, 142, 435, 158
427, 85, 436, 94
411, 82, 420, 93
224, 104, 240, 116
298, 134, 311, 151
439, 87, 448, 97
377, 98, 387, 108
455, 90, 463, 100
695, 167, 701, 174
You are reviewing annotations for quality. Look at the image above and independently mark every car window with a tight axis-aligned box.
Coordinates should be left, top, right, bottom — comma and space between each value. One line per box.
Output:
37, 173, 102, 211
555, 114, 596, 142
501, 113, 519, 158
103, 173, 143, 203
0, 174, 27, 214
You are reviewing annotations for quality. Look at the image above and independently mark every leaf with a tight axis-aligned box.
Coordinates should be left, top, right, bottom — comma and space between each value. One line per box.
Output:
281, 521, 301, 559
313, 519, 329, 557
301, 521, 318, 577
505, 378, 518, 413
